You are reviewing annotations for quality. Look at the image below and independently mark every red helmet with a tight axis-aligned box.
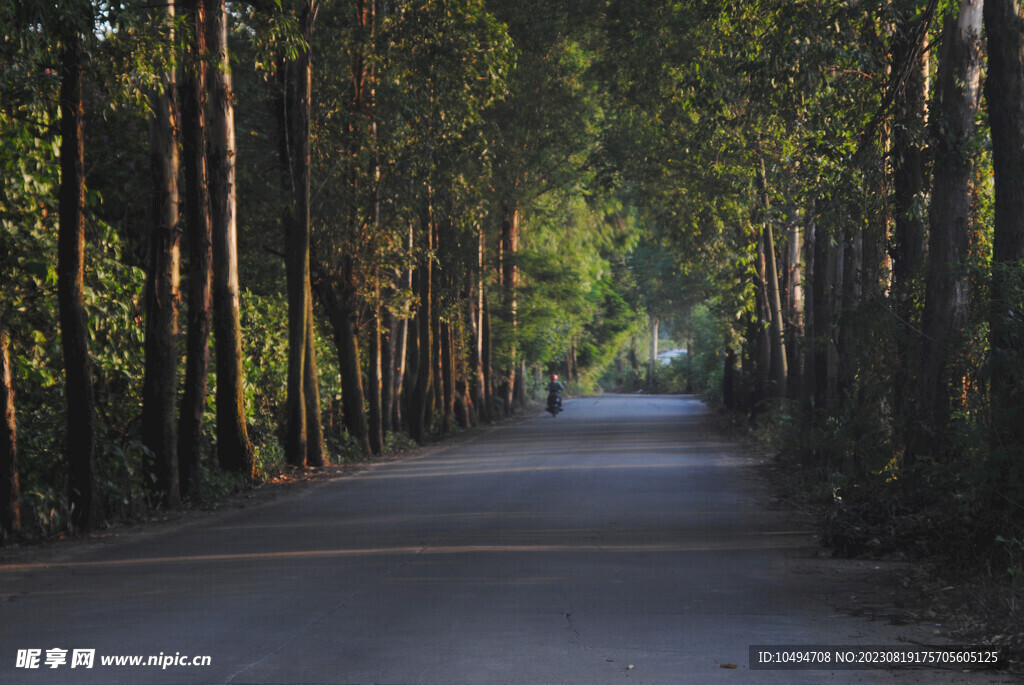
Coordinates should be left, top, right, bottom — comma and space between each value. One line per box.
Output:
551, 374, 558, 381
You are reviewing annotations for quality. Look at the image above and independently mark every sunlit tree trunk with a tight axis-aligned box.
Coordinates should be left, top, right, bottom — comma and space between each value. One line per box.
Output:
59, 33, 99, 529
304, 295, 325, 466
410, 208, 434, 443
381, 308, 394, 434
142, 5, 182, 503
441, 320, 455, 434
367, 300, 385, 454
984, 0, 1024, 463
912, 0, 983, 460
466, 235, 487, 422
784, 217, 804, 398
482, 295, 494, 420
279, 1, 317, 466
757, 158, 788, 401
498, 203, 519, 414
209, 0, 254, 477
178, 0, 213, 496
0, 330, 21, 541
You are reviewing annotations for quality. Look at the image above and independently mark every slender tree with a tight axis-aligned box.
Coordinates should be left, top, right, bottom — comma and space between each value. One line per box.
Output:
984, 0, 1024, 474
912, 0, 984, 459
141, 4, 182, 502
178, 0, 214, 497
209, 0, 255, 477
58, 26, 100, 529
0, 329, 20, 541
279, 0, 318, 466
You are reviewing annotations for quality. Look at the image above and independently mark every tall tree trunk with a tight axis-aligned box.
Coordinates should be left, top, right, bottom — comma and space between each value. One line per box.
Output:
802, 206, 817, 406
466, 241, 487, 423
316, 282, 371, 454
142, 7, 182, 503
482, 295, 494, 420
392, 224, 415, 430
367, 300, 384, 454
381, 307, 394, 434
891, 8, 931, 455
499, 202, 519, 414
392, 309, 408, 430
984, 0, 1024, 465
209, 0, 254, 477
810, 203, 832, 410
178, 0, 213, 497
59, 35, 99, 529
912, 0, 984, 459
0, 330, 20, 541
752, 223, 771, 408
304, 294, 325, 466
784, 217, 804, 397
648, 314, 659, 386
411, 211, 434, 442
757, 159, 788, 401
441, 320, 455, 434
280, 1, 316, 467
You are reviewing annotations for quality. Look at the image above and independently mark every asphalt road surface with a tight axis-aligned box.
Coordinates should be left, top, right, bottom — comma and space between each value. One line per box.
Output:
0, 395, 1013, 684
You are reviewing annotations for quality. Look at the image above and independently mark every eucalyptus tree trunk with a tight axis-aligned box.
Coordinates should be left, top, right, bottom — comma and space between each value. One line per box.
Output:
984, 0, 1024, 460
0, 330, 20, 541
316, 281, 371, 454
482, 295, 494, 420
441, 321, 455, 435
142, 4, 181, 504
367, 301, 385, 454
891, 7, 931, 453
303, 295, 325, 465
279, 1, 317, 466
381, 308, 394, 434
209, 0, 254, 477
59, 34, 99, 528
410, 210, 435, 443
178, 0, 213, 497
498, 203, 519, 414
756, 159, 787, 401
466, 234, 487, 422
784, 217, 804, 398
810, 203, 832, 410
751, 220, 771, 409
802, 206, 817, 406
648, 315, 658, 386
912, 0, 984, 460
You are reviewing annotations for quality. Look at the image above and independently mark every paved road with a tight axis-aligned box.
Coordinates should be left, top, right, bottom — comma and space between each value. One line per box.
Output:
0, 395, 1012, 684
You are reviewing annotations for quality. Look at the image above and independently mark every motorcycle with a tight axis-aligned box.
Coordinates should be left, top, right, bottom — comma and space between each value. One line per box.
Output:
546, 391, 563, 416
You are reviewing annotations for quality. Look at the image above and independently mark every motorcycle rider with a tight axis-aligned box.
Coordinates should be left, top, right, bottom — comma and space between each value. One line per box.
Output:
547, 374, 564, 410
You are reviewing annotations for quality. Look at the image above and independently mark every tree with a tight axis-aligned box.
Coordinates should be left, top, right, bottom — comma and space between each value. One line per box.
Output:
911, 0, 984, 460
209, 0, 255, 476
277, 0, 320, 466
58, 16, 100, 529
984, 0, 1024, 489
177, 0, 214, 499
141, 1, 182, 508
0, 329, 20, 541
